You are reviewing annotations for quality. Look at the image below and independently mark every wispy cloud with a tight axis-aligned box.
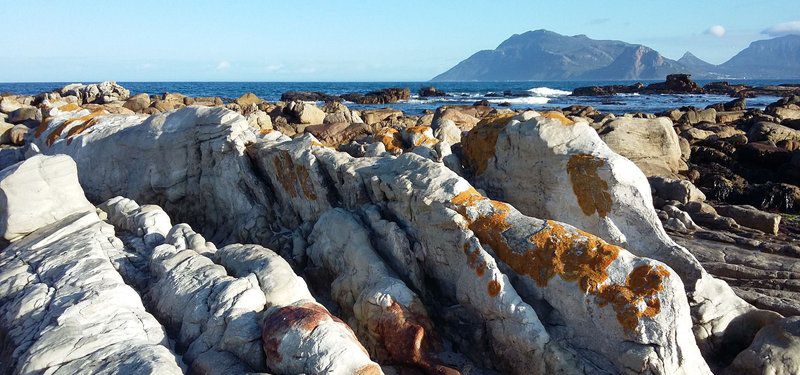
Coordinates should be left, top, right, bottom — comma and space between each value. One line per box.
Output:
586, 18, 610, 25
216, 60, 231, 71
264, 64, 283, 72
763, 21, 800, 37
704, 25, 726, 37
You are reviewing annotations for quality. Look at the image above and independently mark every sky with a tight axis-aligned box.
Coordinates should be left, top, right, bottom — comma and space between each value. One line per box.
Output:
1, 0, 799, 82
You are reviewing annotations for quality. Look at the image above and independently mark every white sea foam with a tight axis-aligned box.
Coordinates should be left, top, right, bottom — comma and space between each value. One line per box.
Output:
527, 87, 572, 97
487, 96, 550, 105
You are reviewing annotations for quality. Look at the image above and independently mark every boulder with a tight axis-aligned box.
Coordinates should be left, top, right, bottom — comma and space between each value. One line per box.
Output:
716, 110, 746, 124
246, 109, 273, 133
747, 121, 800, 144
0, 96, 23, 113
599, 117, 683, 177
727, 317, 800, 375
432, 107, 480, 132
304, 122, 369, 147
0, 155, 94, 241
341, 88, 410, 104
235, 92, 262, 107
643, 74, 704, 94
60, 81, 130, 104
7, 106, 41, 124
418, 86, 448, 97
285, 100, 326, 124
714, 204, 781, 234
649, 177, 707, 204
280, 91, 341, 102
123, 93, 151, 112
360, 108, 403, 125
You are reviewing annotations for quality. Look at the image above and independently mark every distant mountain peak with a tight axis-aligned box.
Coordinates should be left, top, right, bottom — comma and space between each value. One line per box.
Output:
432, 30, 800, 81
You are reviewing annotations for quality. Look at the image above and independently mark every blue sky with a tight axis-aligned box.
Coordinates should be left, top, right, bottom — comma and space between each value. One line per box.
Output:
2, 0, 799, 82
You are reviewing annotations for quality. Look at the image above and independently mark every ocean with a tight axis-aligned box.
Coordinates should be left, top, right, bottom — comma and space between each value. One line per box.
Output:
2, 80, 799, 115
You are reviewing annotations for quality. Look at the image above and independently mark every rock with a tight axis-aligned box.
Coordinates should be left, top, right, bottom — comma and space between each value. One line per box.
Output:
418, 86, 448, 97
642, 74, 704, 94
707, 97, 746, 112
60, 81, 130, 104
433, 119, 462, 144
0, 155, 94, 241
599, 117, 684, 177
737, 142, 792, 166
123, 93, 151, 112
683, 127, 715, 141
460, 112, 767, 362
341, 88, 410, 104
304, 122, 370, 147
679, 108, 716, 125
360, 108, 403, 125
747, 121, 800, 144
716, 110, 746, 124
0, 96, 23, 113
33, 107, 715, 373
280, 91, 341, 102
727, 317, 800, 375
432, 107, 480, 132
714, 204, 781, 234
649, 177, 707, 204
571, 82, 644, 96
246, 109, 273, 133
235, 92, 262, 107
7, 106, 41, 124
285, 100, 326, 124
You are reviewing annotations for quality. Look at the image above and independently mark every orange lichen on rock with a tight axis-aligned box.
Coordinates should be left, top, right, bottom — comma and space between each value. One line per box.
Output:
597, 264, 671, 332
566, 153, 612, 217
57, 103, 81, 112
460, 113, 515, 175
541, 111, 575, 125
45, 110, 106, 146
272, 150, 317, 200
260, 128, 274, 135
355, 364, 384, 375
406, 125, 431, 135
376, 127, 403, 153
449, 187, 666, 332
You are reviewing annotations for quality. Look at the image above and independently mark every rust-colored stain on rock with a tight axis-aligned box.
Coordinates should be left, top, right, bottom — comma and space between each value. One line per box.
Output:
449, 187, 667, 332
271, 150, 317, 200
375, 301, 461, 375
376, 127, 403, 153
542, 111, 575, 125
45, 110, 105, 146
487, 279, 501, 297
460, 113, 515, 176
34, 117, 53, 138
262, 302, 348, 363
566, 153, 612, 217
597, 264, 670, 333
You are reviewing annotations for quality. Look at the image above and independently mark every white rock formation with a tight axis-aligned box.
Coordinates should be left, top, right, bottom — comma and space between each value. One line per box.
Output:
461, 113, 780, 360
0, 154, 94, 241
0, 155, 182, 374
598, 117, 684, 177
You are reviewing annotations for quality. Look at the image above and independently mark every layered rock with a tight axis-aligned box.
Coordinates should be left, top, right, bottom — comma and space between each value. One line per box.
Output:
459, 112, 779, 362
0, 156, 183, 374
27, 104, 782, 373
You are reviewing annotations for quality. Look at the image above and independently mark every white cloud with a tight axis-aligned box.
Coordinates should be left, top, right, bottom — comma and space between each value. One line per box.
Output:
763, 21, 800, 37
705, 25, 726, 37
264, 64, 283, 72
216, 60, 231, 71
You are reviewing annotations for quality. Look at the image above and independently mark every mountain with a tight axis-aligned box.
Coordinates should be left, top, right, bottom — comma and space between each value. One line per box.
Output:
432, 30, 636, 81
718, 35, 800, 78
578, 45, 685, 80
432, 30, 800, 81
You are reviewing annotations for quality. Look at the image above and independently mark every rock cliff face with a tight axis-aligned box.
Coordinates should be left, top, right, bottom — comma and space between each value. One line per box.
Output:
1, 99, 798, 374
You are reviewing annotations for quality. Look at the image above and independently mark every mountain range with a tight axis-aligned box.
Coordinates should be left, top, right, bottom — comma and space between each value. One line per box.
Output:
431, 30, 800, 81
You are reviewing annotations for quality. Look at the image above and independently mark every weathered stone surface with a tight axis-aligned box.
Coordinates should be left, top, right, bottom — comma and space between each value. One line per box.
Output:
714, 204, 781, 234
0, 167, 182, 374
0, 155, 94, 241
123, 93, 151, 112
286, 100, 326, 124
29, 105, 777, 373
599, 117, 684, 177
747, 121, 800, 144
460, 112, 775, 362
726, 317, 800, 375
60, 81, 130, 104
649, 176, 707, 204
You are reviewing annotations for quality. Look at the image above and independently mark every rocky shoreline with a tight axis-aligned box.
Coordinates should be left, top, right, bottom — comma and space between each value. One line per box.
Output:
1, 80, 799, 374
572, 73, 800, 98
